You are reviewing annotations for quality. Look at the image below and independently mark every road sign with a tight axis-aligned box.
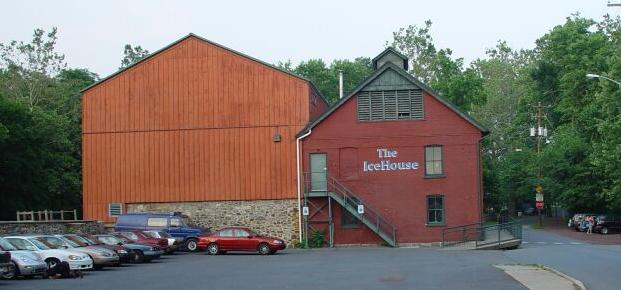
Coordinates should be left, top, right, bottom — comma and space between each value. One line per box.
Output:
536, 201, 544, 209
536, 193, 544, 202
357, 204, 364, 214
302, 206, 309, 216
535, 185, 543, 193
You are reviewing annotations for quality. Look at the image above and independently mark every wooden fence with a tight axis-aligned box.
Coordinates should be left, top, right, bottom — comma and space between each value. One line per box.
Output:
16, 210, 78, 222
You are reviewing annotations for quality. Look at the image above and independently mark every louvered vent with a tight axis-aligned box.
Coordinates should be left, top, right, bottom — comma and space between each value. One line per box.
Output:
357, 89, 424, 121
108, 203, 123, 217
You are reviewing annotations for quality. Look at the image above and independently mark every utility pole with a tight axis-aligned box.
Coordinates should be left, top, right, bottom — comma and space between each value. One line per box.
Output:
530, 102, 548, 227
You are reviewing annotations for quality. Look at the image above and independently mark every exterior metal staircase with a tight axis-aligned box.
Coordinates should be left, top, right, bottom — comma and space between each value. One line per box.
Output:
304, 173, 397, 247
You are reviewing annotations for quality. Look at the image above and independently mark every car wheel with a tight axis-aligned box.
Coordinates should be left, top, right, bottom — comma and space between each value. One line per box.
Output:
601, 227, 609, 235
45, 258, 61, 270
258, 243, 270, 255
132, 250, 145, 263
207, 243, 219, 255
184, 238, 199, 252
1, 262, 17, 279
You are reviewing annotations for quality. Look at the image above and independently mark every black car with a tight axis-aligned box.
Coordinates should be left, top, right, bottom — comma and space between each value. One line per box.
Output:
594, 215, 621, 234
0, 251, 13, 277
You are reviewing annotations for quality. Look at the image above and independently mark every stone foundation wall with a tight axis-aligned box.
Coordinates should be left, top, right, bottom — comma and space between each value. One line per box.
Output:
126, 199, 299, 246
0, 220, 105, 235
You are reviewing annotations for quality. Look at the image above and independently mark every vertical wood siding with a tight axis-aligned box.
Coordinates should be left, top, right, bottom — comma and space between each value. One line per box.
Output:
82, 36, 312, 221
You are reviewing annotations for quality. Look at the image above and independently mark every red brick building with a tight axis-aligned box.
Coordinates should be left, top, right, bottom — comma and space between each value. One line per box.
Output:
298, 48, 487, 246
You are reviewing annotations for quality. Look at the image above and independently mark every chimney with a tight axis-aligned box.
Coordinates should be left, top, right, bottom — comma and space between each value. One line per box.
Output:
339, 70, 343, 99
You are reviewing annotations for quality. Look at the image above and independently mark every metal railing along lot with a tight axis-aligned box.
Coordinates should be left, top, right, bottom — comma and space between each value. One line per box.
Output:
441, 220, 522, 250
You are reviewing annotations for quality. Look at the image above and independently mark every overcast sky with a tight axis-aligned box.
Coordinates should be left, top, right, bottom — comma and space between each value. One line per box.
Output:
1, 0, 619, 78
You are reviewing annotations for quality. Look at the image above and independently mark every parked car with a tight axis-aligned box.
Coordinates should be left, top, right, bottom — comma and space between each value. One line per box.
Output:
594, 215, 621, 234
524, 207, 536, 216
93, 234, 163, 263
199, 227, 286, 255
5, 236, 93, 270
62, 234, 131, 264
115, 212, 206, 251
143, 230, 179, 253
0, 250, 13, 278
36, 235, 119, 269
570, 213, 596, 231
115, 231, 171, 254
0, 237, 47, 279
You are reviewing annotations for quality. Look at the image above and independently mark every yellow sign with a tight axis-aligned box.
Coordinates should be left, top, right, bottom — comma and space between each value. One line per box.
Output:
535, 185, 543, 193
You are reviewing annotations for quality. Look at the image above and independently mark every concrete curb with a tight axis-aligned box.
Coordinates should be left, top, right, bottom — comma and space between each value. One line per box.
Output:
540, 266, 587, 290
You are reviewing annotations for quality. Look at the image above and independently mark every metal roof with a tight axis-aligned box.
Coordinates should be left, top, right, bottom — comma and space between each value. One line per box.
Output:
296, 61, 489, 137
80, 33, 330, 106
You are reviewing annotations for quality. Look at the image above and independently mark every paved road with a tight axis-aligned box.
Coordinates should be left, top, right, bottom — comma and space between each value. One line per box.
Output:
503, 225, 621, 290
1, 248, 525, 290
1, 226, 618, 290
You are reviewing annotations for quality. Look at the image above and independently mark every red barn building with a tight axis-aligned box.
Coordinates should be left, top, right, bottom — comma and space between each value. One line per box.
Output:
298, 48, 487, 246
81, 35, 486, 246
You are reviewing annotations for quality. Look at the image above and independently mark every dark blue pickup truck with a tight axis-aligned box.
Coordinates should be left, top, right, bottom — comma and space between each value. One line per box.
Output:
114, 212, 207, 252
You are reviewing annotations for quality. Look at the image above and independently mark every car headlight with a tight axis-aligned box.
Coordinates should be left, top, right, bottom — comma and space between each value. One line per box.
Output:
68, 255, 83, 260
273, 240, 283, 244
117, 249, 127, 254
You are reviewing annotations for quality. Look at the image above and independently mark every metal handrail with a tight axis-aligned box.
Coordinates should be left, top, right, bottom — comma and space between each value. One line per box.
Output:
303, 172, 397, 246
442, 220, 522, 248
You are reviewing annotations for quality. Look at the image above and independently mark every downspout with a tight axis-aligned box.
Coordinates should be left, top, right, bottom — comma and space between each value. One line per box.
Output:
296, 129, 312, 243
478, 133, 491, 224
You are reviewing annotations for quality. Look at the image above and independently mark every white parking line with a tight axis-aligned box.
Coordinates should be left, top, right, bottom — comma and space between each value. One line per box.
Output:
570, 242, 583, 245
554, 242, 563, 245
537, 242, 547, 244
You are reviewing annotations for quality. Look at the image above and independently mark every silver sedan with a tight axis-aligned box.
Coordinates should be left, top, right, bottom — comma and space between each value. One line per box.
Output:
0, 237, 47, 278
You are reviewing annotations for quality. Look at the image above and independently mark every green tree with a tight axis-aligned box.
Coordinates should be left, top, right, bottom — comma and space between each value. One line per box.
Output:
280, 58, 373, 104
0, 28, 97, 220
120, 44, 149, 69
0, 28, 66, 109
388, 20, 486, 112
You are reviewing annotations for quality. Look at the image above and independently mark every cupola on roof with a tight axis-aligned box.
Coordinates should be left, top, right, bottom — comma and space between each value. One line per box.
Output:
372, 47, 409, 71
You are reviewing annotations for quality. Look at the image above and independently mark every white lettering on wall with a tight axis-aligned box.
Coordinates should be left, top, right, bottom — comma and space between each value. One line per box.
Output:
363, 148, 418, 172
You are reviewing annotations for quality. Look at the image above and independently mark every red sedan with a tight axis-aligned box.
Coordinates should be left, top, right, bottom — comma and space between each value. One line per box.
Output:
115, 231, 172, 254
198, 227, 286, 255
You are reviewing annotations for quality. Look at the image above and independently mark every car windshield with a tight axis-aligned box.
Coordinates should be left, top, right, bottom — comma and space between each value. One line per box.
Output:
63, 236, 88, 247
98, 236, 123, 245
34, 237, 65, 249
6, 238, 39, 251
0, 238, 17, 251
57, 236, 81, 248
28, 238, 51, 250
82, 236, 101, 245
142, 231, 157, 238
133, 232, 149, 239
115, 235, 134, 244
182, 216, 196, 227
121, 232, 139, 240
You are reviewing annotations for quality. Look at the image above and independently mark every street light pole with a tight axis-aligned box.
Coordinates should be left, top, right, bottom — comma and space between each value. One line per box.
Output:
586, 73, 621, 87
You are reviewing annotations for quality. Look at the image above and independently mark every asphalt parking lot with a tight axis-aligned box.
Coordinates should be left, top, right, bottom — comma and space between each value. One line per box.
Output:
0, 247, 526, 290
